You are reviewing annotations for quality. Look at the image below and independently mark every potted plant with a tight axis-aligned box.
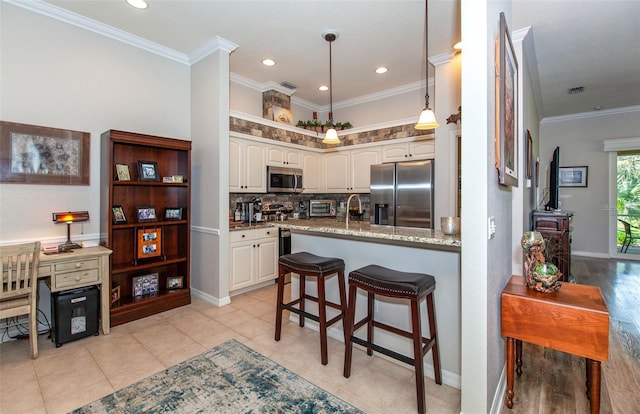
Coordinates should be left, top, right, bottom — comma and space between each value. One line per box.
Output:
296, 120, 306, 128
323, 120, 333, 132
342, 121, 353, 129
334, 122, 343, 131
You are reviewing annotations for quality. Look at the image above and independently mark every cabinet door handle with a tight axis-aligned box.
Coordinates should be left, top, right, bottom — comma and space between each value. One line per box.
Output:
266, 231, 270, 235
75, 275, 81, 281
75, 262, 82, 268
242, 234, 246, 238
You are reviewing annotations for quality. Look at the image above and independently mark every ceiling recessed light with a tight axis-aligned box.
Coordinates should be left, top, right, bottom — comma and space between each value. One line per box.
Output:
126, 0, 148, 9
375, 67, 388, 74
262, 58, 276, 66
319, 85, 328, 91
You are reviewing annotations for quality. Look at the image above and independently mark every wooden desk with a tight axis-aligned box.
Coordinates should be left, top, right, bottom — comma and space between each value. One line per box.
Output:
38, 246, 112, 335
501, 276, 609, 414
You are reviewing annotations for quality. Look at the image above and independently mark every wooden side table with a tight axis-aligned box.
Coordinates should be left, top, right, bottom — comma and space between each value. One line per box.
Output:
501, 276, 608, 414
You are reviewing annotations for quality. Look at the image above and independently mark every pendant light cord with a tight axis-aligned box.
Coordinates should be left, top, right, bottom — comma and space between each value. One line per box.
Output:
424, 0, 430, 109
329, 35, 334, 125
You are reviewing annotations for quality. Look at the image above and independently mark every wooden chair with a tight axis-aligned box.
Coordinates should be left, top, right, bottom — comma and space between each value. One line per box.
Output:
618, 219, 640, 253
1, 241, 41, 358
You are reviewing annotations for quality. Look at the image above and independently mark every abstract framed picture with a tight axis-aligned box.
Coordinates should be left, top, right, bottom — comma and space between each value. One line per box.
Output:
495, 12, 519, 187
559, 166, 588, 187
0, 121, 90, 185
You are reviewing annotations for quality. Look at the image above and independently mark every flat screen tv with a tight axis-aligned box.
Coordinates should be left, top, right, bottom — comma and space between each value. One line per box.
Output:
545, 146, 560, 211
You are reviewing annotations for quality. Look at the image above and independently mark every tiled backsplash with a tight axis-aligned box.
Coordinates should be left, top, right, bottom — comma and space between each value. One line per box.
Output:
230, 193, 371, 221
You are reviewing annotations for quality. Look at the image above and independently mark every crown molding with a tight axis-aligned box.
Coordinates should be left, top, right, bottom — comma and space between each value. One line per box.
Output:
541, 105, 640, 124
189, 36, 238, 64
5, 0, 190, 64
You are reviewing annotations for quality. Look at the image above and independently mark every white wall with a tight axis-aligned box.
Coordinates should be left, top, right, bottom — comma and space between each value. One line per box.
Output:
461, 0, 515, 411
0, 3, 191, 246
539, 108, 640, 255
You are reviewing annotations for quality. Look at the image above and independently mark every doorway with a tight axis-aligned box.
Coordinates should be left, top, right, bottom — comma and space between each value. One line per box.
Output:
615, 151, 640, 256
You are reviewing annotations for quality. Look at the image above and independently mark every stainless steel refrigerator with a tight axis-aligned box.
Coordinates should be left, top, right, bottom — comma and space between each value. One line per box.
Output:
370, 160, 434, 229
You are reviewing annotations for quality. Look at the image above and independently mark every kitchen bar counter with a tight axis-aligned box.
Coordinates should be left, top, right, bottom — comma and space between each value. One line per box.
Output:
230, 219, 460, 252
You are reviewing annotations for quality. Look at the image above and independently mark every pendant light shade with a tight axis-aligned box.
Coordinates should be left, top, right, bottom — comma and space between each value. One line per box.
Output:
415, 0, 439, 130
323, 128, 340, 144
322, 32, 341, 144
415, 108, 439, 130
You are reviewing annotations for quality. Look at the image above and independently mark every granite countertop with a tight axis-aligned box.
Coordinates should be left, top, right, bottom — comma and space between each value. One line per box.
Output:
270, 218, 461, 252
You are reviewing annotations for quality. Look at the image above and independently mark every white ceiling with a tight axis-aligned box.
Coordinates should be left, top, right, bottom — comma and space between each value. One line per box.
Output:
20, 0, 640, 118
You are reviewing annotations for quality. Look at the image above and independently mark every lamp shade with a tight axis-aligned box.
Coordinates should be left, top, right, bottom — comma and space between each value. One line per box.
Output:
415, 107, 440, 130
322, 128, 340, 144
52, 211, 90, 223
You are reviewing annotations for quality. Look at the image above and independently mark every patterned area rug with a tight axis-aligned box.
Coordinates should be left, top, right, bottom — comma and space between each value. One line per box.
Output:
71, 339, 362, 413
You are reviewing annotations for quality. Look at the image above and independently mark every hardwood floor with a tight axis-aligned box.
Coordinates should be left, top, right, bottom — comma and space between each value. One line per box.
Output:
501, 256, 640, 414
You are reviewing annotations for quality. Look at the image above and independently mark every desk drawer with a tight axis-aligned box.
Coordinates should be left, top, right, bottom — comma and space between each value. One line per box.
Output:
53, 269, 99, 290
54, 258, 99, 273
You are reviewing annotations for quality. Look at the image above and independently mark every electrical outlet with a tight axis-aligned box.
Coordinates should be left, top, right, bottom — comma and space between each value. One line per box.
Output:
488, 216, 496, 239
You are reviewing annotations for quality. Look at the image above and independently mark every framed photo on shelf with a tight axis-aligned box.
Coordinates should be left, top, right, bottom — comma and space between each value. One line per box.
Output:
132, 273, 159, 297
495, 12, 519, 187
136, 227, 162, 259
111, 284, 121, 303
112, 205, 127, 224
136, 206, 157, 222
166, 275, 184, 290
559, 166, 588, 187
164, 207, 183, 220
0, 121, 90, 185
115, 163, 131, 181
137, 160, 159, 181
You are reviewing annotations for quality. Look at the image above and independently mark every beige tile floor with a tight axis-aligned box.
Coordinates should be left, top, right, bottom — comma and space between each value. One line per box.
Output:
0, 283, 460, 414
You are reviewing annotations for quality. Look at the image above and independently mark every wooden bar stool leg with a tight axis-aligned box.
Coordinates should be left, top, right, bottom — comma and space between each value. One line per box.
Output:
317, 275, 328, 365
366, 292, 374, 356
411, 297, 426, 414
426, 292, 442, 384
299, 274, 306, 327
343, 284, 357, 378
337, 270, 348, 342
275, 265, 286, 341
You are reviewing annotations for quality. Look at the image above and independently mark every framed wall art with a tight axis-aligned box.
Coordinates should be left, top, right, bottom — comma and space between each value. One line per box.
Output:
137, 205, 157, 222
559, 166, 588, 187
495, 12, 519, 187
137, 160, 159, 181
273, 106, 293, 125
112, 205, 127, 224
0, 121, 90, 185
136, 227, 162, 259
525, 130, 533, 179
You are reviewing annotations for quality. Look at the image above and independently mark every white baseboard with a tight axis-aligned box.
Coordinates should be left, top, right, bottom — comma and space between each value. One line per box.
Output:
191, 287, 231, 307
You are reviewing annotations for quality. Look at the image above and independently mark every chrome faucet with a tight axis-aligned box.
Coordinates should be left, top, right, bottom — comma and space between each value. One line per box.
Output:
346, 193, 362, 228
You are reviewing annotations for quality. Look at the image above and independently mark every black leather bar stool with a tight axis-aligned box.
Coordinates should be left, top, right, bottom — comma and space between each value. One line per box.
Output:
343, 264, 442, 414
275, 252, 347, 365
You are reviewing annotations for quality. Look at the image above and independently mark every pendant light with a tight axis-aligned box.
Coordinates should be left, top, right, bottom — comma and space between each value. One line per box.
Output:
322, 32, 340, 144
415, 0, 439, 130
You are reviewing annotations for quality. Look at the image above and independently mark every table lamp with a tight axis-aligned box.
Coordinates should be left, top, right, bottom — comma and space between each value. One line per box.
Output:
52, 211, 89, 252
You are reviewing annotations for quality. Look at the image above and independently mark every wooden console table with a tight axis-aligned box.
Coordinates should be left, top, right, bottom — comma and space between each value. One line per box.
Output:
501, 276, 609, 414
39, 246, 112, 335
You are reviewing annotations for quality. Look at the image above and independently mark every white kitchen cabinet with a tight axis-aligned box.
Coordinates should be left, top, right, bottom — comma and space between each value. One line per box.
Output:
381, 140, 435, 162
324, 148, 380, 193
324, 152, 351, 192
229, 227, 278, 291
302, 152, 323, 193
266, 145, 303, 168
229, 137, 266, 193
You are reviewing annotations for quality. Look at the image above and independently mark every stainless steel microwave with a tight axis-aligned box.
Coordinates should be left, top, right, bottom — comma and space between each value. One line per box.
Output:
267, 166, 303, 193
309, 199, 336, 217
